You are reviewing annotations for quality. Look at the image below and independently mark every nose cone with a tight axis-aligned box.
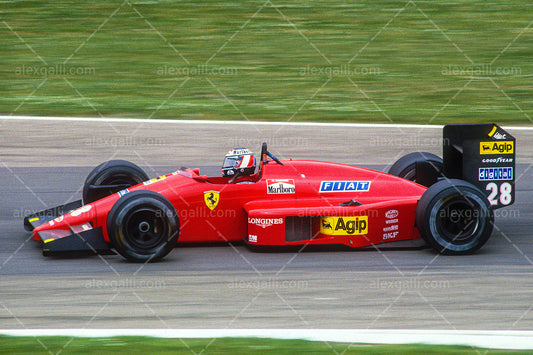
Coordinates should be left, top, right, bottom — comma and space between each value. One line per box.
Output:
33, 204, 96, 240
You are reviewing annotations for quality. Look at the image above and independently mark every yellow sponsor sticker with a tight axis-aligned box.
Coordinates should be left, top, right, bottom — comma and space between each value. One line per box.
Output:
320, 216, 368, 236
143, 175, 167, 185
28, 217, 39, 223
488, 125, 497, 137
479, 141, 514, 155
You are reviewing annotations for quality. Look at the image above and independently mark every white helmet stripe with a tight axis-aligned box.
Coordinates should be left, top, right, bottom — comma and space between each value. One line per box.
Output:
239, 155, 251, 168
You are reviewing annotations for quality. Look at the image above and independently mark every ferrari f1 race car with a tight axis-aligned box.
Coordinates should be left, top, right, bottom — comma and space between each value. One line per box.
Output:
24, 124, 516, 262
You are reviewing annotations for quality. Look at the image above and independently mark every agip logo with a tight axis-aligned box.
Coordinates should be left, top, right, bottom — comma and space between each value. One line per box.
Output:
479, 141, 514, 155
320, 216, 368, 236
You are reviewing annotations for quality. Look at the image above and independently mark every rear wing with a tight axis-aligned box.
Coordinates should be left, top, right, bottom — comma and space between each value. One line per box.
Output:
442, 124, 515, 209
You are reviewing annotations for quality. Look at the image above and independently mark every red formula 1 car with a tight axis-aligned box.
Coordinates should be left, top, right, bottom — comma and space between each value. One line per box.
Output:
24, 124, 516, 262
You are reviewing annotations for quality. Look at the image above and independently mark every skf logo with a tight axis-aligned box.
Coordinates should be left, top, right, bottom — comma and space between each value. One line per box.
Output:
204, 190, 220, 210
320, 216, 368, 236
480, 141, 514, 155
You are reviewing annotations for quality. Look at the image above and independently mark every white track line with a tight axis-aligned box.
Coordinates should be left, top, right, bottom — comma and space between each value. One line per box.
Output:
1, 329, 533, 350
1, 115, 532, 130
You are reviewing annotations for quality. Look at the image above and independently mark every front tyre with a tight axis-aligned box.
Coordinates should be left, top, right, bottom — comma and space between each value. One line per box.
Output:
83, 160, 149, 204
416, 179, 493, 255
107, 190, 180, 262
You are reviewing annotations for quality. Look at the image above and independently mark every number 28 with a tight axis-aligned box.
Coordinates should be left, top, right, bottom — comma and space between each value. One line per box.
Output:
486, 182, 512, 206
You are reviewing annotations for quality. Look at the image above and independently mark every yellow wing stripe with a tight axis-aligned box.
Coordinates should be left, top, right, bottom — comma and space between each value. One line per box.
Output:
488, 125, 497, 137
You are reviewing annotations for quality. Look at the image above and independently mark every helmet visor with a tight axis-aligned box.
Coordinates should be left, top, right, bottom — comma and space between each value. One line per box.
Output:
222, 156, 239, 170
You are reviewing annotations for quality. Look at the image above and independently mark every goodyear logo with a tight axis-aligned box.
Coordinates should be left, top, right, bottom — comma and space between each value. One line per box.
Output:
479, 141, 514, 155
319, 181, 370, 192
320, 216, 368, 236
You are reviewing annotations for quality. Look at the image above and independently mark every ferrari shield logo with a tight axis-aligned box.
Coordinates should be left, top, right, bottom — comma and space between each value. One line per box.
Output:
204, 191, 220, 210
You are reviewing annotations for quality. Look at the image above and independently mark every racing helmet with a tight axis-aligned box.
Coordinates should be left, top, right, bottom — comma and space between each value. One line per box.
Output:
222, 148, 256, 177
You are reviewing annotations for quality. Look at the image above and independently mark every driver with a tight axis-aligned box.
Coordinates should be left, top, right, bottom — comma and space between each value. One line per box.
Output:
221, 148, 256, 177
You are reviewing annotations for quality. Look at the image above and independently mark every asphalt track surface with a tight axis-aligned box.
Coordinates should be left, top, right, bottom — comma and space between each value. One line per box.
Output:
1, 118, 532, 330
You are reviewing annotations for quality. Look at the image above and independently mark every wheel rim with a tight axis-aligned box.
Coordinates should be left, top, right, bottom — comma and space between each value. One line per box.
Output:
87, 174, 143, 203
434, 196, 482, 244
123, 206, 168, 251
401, 162, 442, 184
402, 168, 416, 181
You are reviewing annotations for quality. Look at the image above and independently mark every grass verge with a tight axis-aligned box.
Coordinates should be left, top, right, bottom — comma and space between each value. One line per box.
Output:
0, 336, 531, 354
1, 1, 532, 124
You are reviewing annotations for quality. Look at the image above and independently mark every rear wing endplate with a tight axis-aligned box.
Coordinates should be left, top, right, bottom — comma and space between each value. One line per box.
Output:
443, 124, 515, 209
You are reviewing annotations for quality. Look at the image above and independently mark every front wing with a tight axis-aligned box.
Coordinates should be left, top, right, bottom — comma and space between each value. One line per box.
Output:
24, 201, 112, 255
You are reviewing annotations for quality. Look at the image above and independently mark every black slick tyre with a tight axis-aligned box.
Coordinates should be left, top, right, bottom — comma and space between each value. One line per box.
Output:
83, 160, 149, 204
107, 190, 180, 262
415, 179, 493, 255
388, 152, 443, 187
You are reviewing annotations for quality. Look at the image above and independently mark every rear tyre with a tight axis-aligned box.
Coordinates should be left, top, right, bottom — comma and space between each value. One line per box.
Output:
107, 190, 180, 262
388, 152, 443, 187
83, 160, 149, 204
416, 179, 493, 255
